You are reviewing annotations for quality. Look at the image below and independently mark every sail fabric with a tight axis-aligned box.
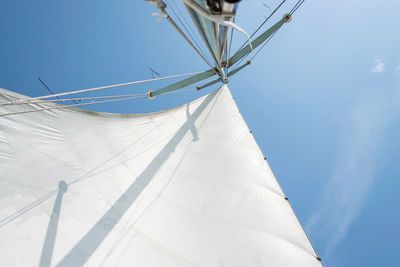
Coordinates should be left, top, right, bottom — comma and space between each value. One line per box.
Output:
0, 85, 321, 267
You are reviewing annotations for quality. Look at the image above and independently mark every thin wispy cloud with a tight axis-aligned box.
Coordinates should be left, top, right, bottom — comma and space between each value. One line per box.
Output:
370, 57, 385, 73
306, 86, 400, 257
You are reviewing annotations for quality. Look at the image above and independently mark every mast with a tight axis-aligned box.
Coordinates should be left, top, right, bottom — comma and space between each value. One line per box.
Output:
146, 9, 291, 98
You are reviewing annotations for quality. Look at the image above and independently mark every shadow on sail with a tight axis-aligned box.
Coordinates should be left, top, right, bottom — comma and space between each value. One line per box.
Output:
39, 181, 68, 267
56, 88, 219, 266
186, 103, 199, 142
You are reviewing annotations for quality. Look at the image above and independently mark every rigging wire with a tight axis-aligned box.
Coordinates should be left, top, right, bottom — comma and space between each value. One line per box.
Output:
165, 0, 211, 65
234, 0, 288, 54
249, 29, 280, 62
232, 26, 280, 69
227, 17, 235, 69
0, 95, 146, 117
169, 0, 208, 61
0, 71, 204, 107
38, 77, 80, 104
164, 12, 217, 71
289, 0, 305, 15
0, 85, 199, 118
149, 0, 217, 71
2, 1, 307, 114
147, 0, 218, 72
38, 78, 62, 101
3, 94, 145, 106
230, 0, 306, 69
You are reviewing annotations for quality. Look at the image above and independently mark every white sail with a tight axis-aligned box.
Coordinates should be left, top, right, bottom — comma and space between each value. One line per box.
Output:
0, 85, 321, 266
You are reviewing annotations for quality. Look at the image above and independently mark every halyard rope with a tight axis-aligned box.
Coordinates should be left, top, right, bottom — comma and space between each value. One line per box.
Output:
0, 71, 203, 107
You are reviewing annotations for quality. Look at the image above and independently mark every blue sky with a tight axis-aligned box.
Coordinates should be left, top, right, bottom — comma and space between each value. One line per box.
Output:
1, 0, 399, 266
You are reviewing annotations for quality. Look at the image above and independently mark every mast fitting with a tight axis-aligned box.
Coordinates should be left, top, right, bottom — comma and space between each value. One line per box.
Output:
283, 13, 292, 23
147, 90, 155, 99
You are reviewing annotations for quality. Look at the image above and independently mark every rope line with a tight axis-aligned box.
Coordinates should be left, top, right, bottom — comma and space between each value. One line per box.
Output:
0, 95, 146, 117
249, 30, 280, 62
38, 78, 62, 101
165, 0, 210, 65
235, 0, 287, 53
1, 94, 145, 106
231, 26, 280, 70
147, 0, 216, 70
0, 71, 203, 107
231, 0, 306, 69
244, 0, 306, 64
0, 84, 199, 117
164, 13, 216, 70
170, 0, 207, 60
289, 0, 305, 15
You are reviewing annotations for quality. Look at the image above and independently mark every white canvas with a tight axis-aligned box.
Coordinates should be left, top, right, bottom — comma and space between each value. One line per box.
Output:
0, 85, 321, 266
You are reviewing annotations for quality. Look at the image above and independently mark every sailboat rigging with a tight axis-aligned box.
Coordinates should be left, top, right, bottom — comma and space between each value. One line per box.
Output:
0, 1, 322, 266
